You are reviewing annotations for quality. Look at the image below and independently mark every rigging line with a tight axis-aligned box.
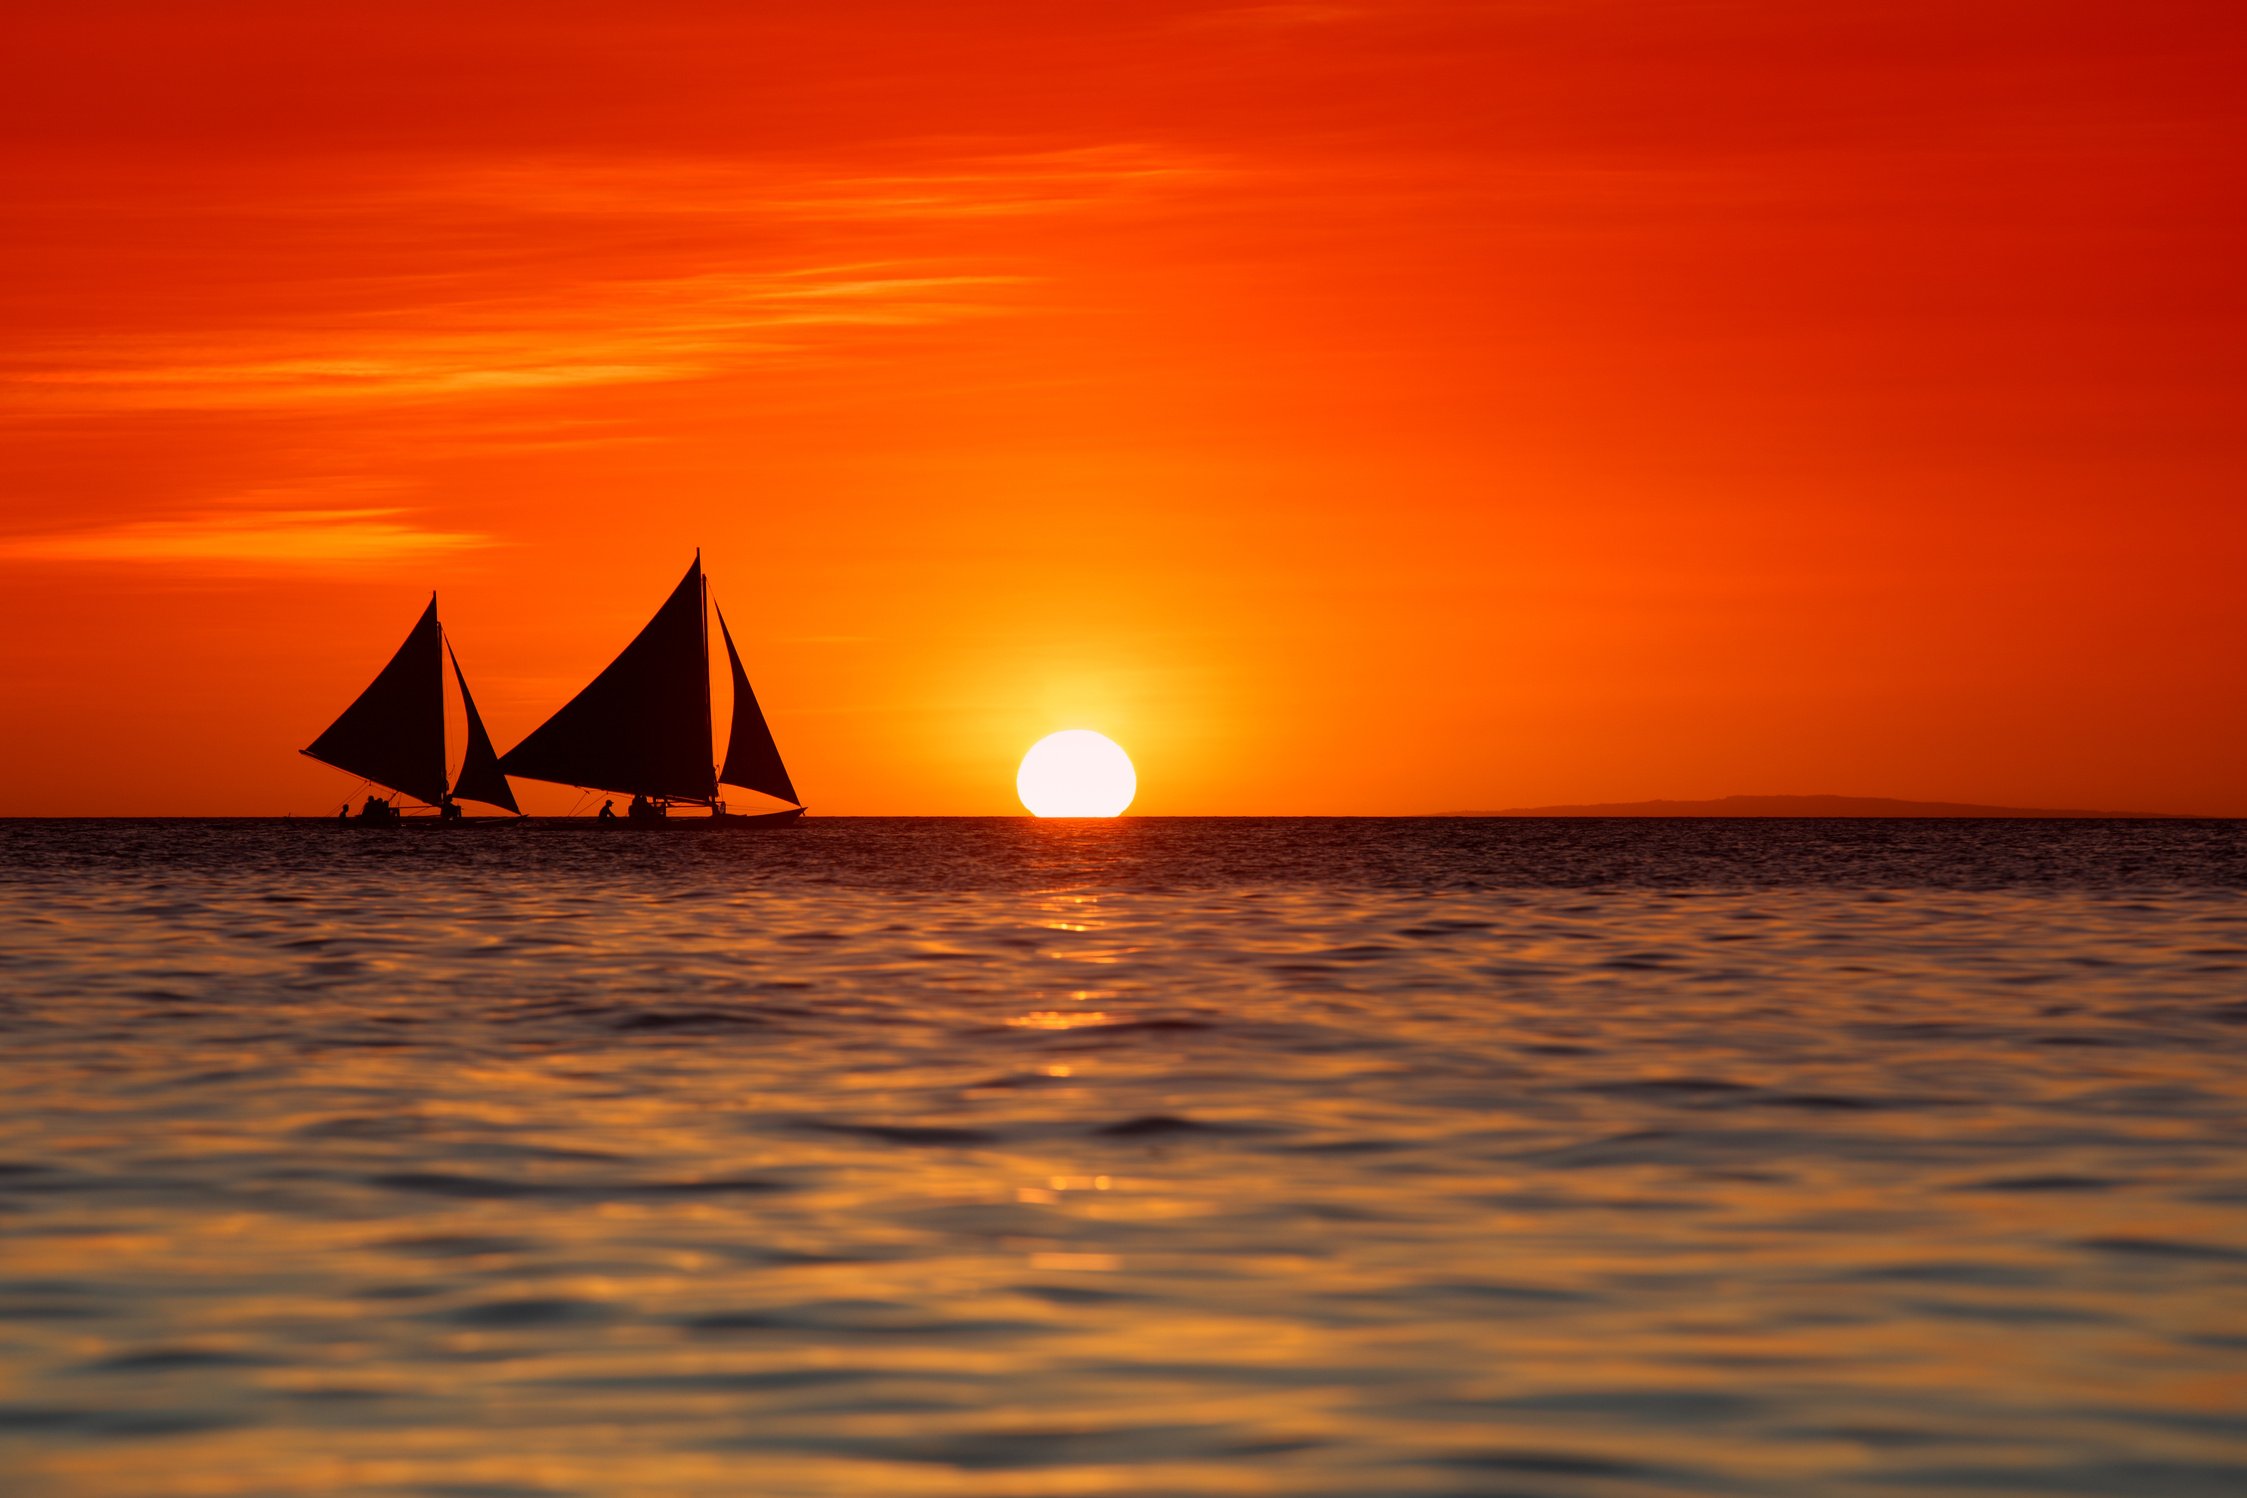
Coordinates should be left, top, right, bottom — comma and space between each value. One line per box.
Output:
319, 775, 375, 817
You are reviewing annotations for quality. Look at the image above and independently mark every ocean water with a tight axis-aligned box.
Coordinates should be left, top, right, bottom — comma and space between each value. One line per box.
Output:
1, 817, 2243, 1498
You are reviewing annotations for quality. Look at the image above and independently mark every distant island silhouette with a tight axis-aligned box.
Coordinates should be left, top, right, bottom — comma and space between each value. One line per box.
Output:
1449, 794, 2193, 818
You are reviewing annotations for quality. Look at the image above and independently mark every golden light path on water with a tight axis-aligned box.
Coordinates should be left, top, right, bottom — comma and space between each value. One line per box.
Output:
0, 819, 2242, 1497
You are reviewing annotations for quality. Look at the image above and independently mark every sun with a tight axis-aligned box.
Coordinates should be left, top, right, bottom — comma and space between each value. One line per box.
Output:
1017, 730, 1136, 817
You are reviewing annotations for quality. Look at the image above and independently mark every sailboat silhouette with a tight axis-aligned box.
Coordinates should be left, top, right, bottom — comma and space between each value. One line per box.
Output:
499, 553, 804, 824
302, 595, 521, 821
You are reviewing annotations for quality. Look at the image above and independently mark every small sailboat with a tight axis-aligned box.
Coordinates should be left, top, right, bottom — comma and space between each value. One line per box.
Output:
498, 553, 803, 823
303, 595, 522, 821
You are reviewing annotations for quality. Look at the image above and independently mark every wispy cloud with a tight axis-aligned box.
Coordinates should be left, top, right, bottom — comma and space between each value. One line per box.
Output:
0, 509, 489, 566
1185, 4, 1370, 31
376, 145, 1219, 224
763, 145, 1225, 221
0, 147, 1210, 415
4, 267, 1021, 412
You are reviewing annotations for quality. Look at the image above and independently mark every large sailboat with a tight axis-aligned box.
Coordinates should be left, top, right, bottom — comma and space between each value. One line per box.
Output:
499, 553, 804, 823
304, 596, 522, 821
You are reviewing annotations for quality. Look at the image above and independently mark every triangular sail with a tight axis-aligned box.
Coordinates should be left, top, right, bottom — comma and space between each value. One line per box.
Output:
304, 597, 447, 806
715, 602, 799, 806
447, 641, 520, 814
498, 557, 717, 802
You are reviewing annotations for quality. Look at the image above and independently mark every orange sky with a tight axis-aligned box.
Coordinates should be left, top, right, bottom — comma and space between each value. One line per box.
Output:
2, 2, 2242, 815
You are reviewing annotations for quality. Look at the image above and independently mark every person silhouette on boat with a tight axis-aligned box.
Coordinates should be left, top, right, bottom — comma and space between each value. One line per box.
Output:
338, 803, 351, 821
598, 799, 616, 820
628, 792, 663, 821
359, 794, 397, 824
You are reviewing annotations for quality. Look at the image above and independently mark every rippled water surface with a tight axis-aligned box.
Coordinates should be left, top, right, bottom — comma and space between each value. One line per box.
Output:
2, 818, 2243, 1497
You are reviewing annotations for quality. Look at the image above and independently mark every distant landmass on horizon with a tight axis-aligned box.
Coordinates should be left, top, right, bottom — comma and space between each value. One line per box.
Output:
1449, 794, 2194, 819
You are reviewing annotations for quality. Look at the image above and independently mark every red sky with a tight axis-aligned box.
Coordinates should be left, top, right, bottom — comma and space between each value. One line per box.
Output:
1, 1, 2241, 814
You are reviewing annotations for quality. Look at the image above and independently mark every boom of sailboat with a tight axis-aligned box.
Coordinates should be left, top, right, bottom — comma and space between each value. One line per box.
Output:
302, 553, 803, 825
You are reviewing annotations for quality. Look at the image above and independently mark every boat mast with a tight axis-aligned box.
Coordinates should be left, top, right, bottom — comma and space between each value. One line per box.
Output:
432, 591, 450, 810
698, 550, 716, 806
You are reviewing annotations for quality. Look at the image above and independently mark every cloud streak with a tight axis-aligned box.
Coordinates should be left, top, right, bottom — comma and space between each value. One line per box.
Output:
5, 268, 1023, 412
0, 147, 1208, 415
0, 509, 489, 566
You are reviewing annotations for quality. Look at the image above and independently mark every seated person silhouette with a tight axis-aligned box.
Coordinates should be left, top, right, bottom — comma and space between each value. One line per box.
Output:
628, 793, 661, 821
598, 799, 616, 820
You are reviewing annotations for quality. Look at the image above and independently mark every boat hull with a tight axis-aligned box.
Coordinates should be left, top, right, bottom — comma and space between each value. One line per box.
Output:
714, 806, 806, 826
557, 807, 807, 828
324, 816, 522, 828
317, 809, 804, 829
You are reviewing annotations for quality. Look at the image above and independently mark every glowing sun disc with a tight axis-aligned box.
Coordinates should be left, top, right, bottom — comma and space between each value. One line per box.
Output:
1017, 730, 1136, 817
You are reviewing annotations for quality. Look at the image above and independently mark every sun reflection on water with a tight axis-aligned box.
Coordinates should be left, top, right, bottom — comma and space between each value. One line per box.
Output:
0, 820, 2240, 1496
